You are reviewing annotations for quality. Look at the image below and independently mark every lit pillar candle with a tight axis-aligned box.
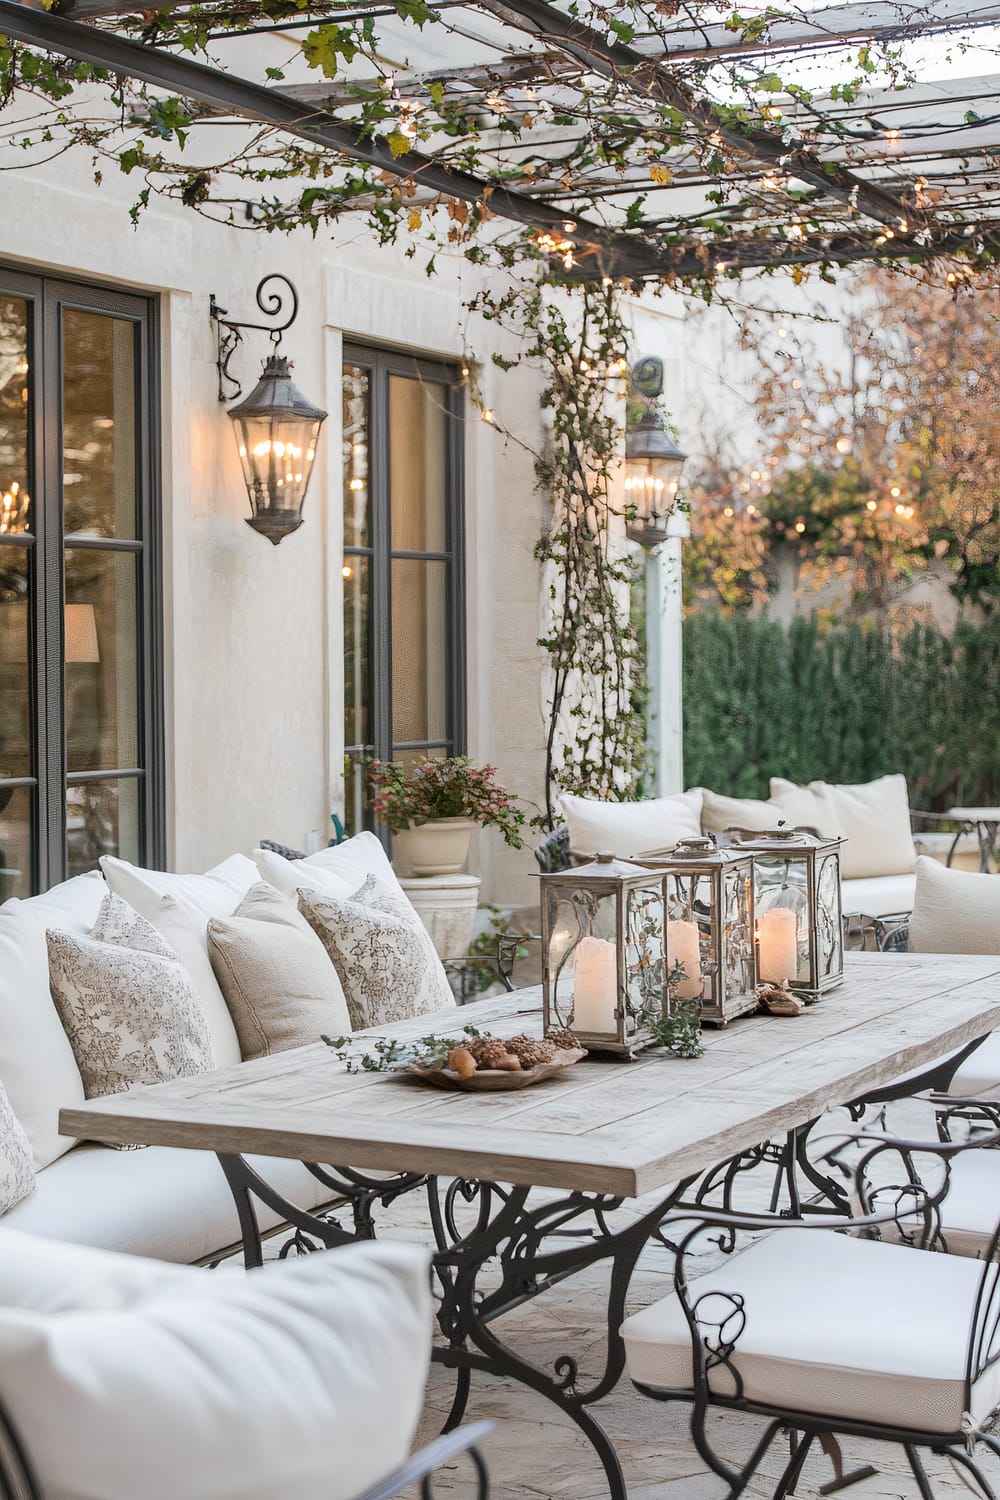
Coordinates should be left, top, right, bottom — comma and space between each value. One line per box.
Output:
667, 918, 703, 1000
572, 935, 618, 1034
757, 907, 798, 984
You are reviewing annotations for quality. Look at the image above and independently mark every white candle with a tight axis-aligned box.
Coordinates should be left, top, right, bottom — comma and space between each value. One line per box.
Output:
757, 907, 798, 984
572, 935, 618, 1034
667, 918, 703, 1000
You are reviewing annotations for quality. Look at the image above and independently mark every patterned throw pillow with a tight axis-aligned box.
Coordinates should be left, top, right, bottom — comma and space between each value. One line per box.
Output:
47, 893, 216, 1102
298, 876, 456, 1029
0, 1078, 35, 1214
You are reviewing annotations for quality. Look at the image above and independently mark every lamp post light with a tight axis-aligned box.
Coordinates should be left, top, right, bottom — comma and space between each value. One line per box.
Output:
210, 275, 327, 546
624, 355, 689, 797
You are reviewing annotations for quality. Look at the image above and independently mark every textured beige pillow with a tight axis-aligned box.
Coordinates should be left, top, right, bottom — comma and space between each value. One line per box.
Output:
909, 856, 1000, 955
771, 774, 916, 879
699, 789, 781, 836
0, 1079, 36, 1215
47, 894, 216, 1101
299, 876, 455, 1029
208, 883, 352, 1059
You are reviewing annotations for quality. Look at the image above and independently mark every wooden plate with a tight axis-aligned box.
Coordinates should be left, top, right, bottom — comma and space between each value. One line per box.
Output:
409, 1047, 588, 1091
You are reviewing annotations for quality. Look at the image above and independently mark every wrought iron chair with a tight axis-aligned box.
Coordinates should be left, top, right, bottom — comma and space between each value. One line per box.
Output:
533, 824, 572, 873
622, 1124, 1000, 1499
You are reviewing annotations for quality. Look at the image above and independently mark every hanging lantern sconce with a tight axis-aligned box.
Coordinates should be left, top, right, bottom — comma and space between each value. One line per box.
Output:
624, 355, 688, 548
210, 275, 327, 545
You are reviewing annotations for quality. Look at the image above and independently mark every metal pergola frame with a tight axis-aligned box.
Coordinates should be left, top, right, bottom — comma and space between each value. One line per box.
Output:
2, 0, 999, 279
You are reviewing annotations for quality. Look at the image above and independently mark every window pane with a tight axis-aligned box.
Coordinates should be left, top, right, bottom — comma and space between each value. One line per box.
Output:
64, 549, 138, 774
391, 558, 448, 743
0, 546, 31, 778
343, 554, 370, 750
0, 295, 31, 536
67, 776, 140, 877
390, 376, 447, 553
0, 784, 33, 899
342, 365, 370, 549
62, 309, 137, 540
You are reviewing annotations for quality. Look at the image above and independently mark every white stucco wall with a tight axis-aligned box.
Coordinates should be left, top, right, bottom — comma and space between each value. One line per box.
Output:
2, 102, 686, 908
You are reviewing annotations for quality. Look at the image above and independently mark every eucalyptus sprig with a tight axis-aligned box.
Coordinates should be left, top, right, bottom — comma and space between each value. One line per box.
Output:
322, 1024, 482, 1074
643, 959, 706, 1059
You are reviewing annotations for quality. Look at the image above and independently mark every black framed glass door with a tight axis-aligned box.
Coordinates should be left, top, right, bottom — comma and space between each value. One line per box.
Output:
0, 270, 162, 898
342, 344, 466, 835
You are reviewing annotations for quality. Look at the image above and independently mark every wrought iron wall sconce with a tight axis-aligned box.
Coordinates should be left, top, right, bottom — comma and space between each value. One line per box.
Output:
210, 274, 327, 546
624, 355, 688, 548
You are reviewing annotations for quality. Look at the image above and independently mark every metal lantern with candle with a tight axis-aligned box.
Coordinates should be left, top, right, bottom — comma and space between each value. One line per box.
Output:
540, 853, 667, 1058
730, 826, 844, 997
634, 836, 757, 1027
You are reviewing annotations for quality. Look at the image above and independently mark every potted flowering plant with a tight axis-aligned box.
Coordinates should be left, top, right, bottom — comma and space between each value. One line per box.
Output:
369, 756, 525, 876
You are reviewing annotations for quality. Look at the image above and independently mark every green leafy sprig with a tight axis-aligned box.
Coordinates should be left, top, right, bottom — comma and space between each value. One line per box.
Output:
322, 1024, 482, 1074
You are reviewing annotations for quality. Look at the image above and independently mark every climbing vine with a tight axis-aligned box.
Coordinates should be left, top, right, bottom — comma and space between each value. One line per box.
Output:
467, 277, 649, 827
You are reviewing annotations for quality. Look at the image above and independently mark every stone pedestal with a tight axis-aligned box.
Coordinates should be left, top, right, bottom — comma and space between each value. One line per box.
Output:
399, 873, 481, 959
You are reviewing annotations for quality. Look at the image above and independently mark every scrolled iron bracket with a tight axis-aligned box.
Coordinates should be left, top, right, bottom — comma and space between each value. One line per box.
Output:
209, 272, 300, 402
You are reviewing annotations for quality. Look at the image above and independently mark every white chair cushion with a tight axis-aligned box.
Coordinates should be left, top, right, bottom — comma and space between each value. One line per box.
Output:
841, 873, 916, 919
0, 902, 86, 1170
300, 875, 455, 1028
559, 789, 703, 860
909, 856, 1000, 956
622, 1226, 1000, 1435
946, 1031, 1000, 1098
254, 832, 407, 904
4, 1142, 337, 1263
209, 882, 352, 1058
101, 853, 259, 921
699, 790, 780, 836
881, 1151, 1000, 1261
0, 1236, 431, 1500
771, 775, 917, 881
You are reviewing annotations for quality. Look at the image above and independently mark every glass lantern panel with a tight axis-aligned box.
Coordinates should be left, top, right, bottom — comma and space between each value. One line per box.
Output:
815, 852, 843, 982
663, 872, 712, 1003
234, 415, 320, 516
755, 855, 810, 986
625, 883, 666, 1026
723, 865, 755, 1000
545, 886, 619, 1036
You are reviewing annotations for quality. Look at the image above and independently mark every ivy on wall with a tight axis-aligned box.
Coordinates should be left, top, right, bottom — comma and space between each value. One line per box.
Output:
467, 280, 646, 827
683, 611, 1000, 810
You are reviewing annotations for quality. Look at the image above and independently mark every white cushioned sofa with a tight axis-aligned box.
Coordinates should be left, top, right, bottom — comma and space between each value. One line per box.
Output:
0, 832, 449, 1262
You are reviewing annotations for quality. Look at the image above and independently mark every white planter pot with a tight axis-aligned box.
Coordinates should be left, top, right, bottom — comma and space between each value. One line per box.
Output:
393, 818, 476, 877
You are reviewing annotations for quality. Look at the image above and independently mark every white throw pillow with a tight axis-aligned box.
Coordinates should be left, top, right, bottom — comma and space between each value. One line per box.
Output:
909, 856, 1000, 955
299, 875, 455, 1028
48, 894, 216, 1102
255, 832, 405, 903
209, 883, 352, 1058
100, 853, 259, 921
0, 1227, 203, 1312
699, 789, 781, 835
0, 1237, 431, 1500
771, 774, 916, 880
19, 872, 107, 936
559, 789, 703, 859
144, 894, 243, 1067
0, 902, 86, 1170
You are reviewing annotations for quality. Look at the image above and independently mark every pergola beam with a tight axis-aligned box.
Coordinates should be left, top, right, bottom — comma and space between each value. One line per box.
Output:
475, 0, 933, 233
0, 0, 662, 279
645, 221, 1000, 277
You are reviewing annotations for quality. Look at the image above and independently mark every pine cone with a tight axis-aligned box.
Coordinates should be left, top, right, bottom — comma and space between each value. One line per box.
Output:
505, 1034, 557, 1067
467, 1036, 512, 1070
544, 1027, 580, 1051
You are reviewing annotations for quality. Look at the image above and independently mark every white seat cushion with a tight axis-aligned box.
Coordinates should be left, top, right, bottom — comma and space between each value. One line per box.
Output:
841, 873, 916, 918
909, 857, 1000, 956
0, 902, 86, 1170
3, 1142, 337, 1263
560, 789, 703, 860
882, 1151, 1000, 1261
622, 1226, 1000, 1435
947, 1031, 1000, 1098
0, 1236, 431, 1500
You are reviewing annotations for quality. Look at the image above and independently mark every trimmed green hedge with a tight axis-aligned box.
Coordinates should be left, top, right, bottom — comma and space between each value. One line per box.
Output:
682, 612, 1000, 810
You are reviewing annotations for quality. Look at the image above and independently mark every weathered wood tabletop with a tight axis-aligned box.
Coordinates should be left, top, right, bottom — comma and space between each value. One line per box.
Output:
60, 953, 1000, 1196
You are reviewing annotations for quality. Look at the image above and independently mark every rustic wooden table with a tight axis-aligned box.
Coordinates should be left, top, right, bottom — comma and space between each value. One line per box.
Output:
61, 952, 1000, 1499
